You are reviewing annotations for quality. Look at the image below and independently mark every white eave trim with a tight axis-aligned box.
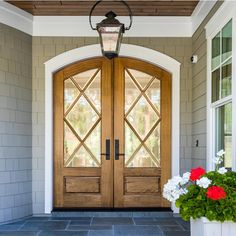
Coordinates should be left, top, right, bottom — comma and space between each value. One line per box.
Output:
0, 0, 217, 37
205, 0, 236, 38
191, 0, 217, 34
0, 1, 33, 35
33, 16, 192, 37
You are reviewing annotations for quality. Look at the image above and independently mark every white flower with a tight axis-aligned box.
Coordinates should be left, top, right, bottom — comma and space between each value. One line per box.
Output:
218, 167, 227, 174
180, 172, 190, 185
213, 156, 223, 164
172, 176, 183, 185
217, 149, 225, 157
163, 176, 188, 202
196, 177, 212, 189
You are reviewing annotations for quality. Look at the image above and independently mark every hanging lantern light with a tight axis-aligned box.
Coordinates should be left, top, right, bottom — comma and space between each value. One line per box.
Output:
89, 0, 133, 59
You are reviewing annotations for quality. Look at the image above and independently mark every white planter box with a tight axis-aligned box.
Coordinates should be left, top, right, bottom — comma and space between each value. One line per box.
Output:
191, 217, 236, 236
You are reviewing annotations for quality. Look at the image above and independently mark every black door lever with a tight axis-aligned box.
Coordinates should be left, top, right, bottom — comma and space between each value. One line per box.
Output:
115, 139, 125, 160
101, 139, 110, 160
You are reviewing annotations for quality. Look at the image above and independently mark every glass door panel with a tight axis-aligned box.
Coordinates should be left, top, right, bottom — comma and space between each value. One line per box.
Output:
125, 69, 161, 167
64, 69, 101, 167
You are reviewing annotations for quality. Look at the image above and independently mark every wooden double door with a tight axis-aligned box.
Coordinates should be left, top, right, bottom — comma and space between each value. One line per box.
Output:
54, 57, 171, 208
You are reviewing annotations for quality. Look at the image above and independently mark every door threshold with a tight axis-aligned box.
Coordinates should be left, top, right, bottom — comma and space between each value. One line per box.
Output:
52, 208, 173, 217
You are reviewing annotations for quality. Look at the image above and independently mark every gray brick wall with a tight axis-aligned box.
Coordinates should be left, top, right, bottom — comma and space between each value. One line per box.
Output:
0, 23, 32, 222
32, 36, 193, 213
191, 1, 223, 168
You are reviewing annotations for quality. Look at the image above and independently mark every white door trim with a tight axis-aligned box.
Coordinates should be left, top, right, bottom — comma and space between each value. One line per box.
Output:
44, 44, 181, 213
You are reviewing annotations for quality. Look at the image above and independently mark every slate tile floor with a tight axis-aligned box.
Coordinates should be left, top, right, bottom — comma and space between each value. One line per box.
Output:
0, 216, 190, 236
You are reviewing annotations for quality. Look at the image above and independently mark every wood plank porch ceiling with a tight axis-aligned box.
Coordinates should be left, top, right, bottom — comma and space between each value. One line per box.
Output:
7, 0, 199, 16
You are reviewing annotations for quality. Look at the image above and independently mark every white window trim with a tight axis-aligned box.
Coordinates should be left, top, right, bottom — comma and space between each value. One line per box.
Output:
205, 1, 236, 171
44, 44, 181, 214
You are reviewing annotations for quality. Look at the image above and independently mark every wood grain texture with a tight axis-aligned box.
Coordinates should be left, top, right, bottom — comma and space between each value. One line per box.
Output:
53, 57, 113, 208
65, 177, 100, 193
124, 167, 161, 176
125, 177, 160, 193
54, 70, 64, 208
54, 57, 171, 208
7, 1, 199, 16
113, 57, 171, 208
160, 69, 172, 207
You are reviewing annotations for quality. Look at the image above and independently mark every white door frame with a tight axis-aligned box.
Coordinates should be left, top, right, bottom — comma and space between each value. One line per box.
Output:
44, 44, 181, 213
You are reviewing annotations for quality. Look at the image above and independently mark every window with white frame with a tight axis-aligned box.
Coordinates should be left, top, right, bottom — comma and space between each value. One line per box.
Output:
211, 20, 232, 169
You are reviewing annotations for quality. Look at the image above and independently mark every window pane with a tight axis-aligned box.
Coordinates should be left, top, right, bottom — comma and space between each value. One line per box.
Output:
212, 32, 220, 70
221, 58, 232, 98
222, 20, 232, 62
215, 103, 232, 169
212, 68, 220, 102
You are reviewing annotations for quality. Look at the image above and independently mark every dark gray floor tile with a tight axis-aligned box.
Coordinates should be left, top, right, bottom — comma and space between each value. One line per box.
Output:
133, 218, 158, 225
175, 218, 190, 230
50, 217, 91, 221
26, 217, 51, 221
114, 225, 159, 231
114, 225, 164, 235
39, 231, 88, 236
69, 220, 91, 225
92, 212, 133, 217
92, 217, 133, 225
68, 225, 112, 231
159, 225, 184, 231
0, 225, 22, 231
133, 217, 155, 221
20, 221, 69, 231
88, 230, 113, 236
114, 229, 164, 236
163, 231, 190, 236
3, 220, 26, 226
154, 218, 179, 226
133, 212, 173, 218
0, 232, 38, 236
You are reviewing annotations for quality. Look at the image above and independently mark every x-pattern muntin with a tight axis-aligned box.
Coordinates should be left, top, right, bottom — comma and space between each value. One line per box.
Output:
63, 67, 161, 167
63, 68, 102, 167
125, 68, 161, 167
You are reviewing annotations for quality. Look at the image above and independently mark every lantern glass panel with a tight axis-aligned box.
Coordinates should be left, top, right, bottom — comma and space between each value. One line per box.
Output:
101, 32, 119, 52
98, 25, 123, 54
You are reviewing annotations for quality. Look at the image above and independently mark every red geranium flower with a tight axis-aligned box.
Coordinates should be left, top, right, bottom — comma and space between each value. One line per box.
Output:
206, 186, 226, 200
190, 167, 206, 181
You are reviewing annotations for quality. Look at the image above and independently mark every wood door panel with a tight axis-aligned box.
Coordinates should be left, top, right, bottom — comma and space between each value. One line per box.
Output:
123, 195, 162, 207
125, 177, 160, 194
63, 194, 102, 208
65, 177, 100, 193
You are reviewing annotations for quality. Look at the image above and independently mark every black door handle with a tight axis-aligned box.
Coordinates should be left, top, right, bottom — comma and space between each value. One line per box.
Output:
115, 139, 125, 160
101, 139, 110, 160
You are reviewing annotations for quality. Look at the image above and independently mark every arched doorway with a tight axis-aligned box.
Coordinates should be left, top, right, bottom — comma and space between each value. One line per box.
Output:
53, 57, 171, 208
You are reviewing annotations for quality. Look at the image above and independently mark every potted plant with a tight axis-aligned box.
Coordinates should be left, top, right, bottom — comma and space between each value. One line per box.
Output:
163, 150, 236, 236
